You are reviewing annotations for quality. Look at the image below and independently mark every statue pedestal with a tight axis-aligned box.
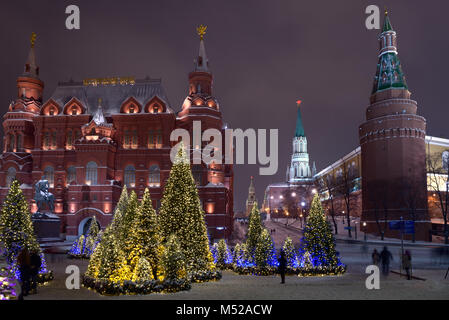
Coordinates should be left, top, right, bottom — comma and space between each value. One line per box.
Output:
32, 212, 61, 241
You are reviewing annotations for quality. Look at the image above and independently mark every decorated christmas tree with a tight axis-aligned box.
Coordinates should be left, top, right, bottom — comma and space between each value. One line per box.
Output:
120, 191, 139, 254
0, 180, 51, 281
131, 256, 153, 282
0, 180, 40, 263
161, 234, 186, 281
246, 202, 263, 258
282, 237, 297, 268
111, 186, 128, 231
300, 194, 339, 268
158, 145, 214, 273
126, 188, 160, 278
254, 229, 277, 269
214, 239, 231, 268
86, 226, 130, 282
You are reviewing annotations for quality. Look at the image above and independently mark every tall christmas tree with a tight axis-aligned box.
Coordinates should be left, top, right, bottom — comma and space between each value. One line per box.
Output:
127, 188, 160, 278
120, 191, 139, 253
300, 194, 339, 267
254, 229, 277, 269
246, 202, 263, 258
0, 180, 40, 264
158, 145, 214, 273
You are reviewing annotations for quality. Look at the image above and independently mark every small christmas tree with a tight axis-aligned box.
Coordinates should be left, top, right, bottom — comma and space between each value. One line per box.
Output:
282, 237, 297, 268
127, 188, 160, 278
131, 256, 153, 282
158, 145, 214, 273
246, 202, 263, 259
86, 226, 130, 282
87, 216, 99, 239
300, 194, 339, 268
161, 234, 186, 281
254, 229, 277, 269
215, 239, 231, 268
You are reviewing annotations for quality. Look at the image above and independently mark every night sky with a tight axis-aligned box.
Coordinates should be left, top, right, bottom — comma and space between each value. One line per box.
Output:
1, 0, 448, 212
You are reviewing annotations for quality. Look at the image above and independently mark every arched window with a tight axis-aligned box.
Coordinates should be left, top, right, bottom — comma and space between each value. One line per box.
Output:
149, 165, 160, 187
6, 167, 16, 187
192, 165, 203, 186
67, 166, 76, 185
124, 165, 136, 187
86, 161, 98, 185
44, 166, 54, 188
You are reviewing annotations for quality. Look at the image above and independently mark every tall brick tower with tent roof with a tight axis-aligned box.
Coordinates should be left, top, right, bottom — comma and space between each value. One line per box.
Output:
359, 11, 431, 241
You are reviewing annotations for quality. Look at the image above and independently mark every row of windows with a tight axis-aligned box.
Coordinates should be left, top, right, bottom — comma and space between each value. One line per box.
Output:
123, 130, 163, 149
41, 129, 163, 150
5, 134, 23, 152
5, 164, 162, 188
40, 163, 161, 188
45, 102, 164, 116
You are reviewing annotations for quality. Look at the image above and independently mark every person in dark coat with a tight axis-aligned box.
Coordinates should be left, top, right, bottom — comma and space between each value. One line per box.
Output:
380, 246, 393, 275
372, 249, 380, 265
17, 248, 31, 296
278, 249, 287, 284
402, 250, 412, 280
29, 249, 42, 294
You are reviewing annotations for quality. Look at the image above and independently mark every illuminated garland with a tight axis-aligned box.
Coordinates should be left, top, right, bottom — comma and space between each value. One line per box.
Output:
68, 218, 102, 259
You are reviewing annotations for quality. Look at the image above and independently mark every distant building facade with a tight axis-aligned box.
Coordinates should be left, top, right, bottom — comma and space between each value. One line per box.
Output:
0, 32, 234, 240
262, 102, 316, 219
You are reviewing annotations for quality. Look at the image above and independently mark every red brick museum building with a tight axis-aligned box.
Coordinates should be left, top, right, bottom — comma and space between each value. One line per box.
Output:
0, 32, 234, 241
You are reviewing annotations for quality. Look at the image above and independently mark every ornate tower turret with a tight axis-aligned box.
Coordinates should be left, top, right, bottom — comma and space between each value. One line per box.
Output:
288, 101, 312, 183
245, 176, 258, 216
359, 11, 431, 241
3, 33, 43, 154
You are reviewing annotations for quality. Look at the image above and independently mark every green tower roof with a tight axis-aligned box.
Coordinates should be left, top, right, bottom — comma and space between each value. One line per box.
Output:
295, 103, 305, 137
372, 13, 408, 94
382, 14, 393, 32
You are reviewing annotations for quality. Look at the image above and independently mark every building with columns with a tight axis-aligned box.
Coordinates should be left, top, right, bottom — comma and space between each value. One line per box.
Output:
0, 29, 234, 241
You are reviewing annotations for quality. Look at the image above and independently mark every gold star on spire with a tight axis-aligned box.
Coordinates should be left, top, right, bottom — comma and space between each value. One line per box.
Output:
197, 25, 207, 40
30, 32, 37, 48
384, 6, 388, 16
98, 98, 102, 105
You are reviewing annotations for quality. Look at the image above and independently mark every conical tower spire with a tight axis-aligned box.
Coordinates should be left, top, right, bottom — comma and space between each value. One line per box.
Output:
372, 11, 407, 94
194, 25, 209, 72
295, 100, 305, 137
23, 32, 40, 78
93, 98, 106, 125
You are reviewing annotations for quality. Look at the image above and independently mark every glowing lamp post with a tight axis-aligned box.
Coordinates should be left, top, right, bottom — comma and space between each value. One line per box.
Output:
363, 221, 367, 241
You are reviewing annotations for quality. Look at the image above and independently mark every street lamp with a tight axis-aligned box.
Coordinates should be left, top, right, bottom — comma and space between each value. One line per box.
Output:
363, 222, 367, 241
300, 213, 303, 228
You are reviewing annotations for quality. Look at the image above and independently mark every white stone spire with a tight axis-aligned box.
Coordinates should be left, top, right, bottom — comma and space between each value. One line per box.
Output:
93, 99, 106, 125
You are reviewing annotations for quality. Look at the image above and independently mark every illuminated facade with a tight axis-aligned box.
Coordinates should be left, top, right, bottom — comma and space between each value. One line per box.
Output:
0, 33, 233, 240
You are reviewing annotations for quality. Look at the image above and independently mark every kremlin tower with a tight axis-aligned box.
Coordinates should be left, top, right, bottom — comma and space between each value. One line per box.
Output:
359, 12, 431, 241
